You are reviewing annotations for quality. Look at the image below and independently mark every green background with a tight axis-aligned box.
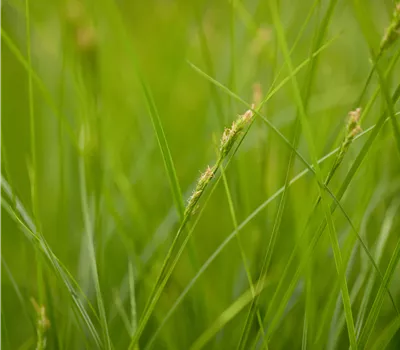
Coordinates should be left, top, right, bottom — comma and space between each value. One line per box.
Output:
2, 0, 400, 349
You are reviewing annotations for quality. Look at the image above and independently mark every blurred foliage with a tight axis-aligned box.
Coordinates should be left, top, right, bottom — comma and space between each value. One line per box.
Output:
2, 0, 400, 349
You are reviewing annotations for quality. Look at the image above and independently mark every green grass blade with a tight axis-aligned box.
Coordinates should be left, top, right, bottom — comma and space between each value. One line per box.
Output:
1, 310, 12, 349
143, 163, 225, 350
357, 228, 400, 347
128, 260, 138, 336
355, 198, 400, 336
78, 152, 112, 349
130, 116, 256, 348
113, 289, 134, 336
194, 7, 225, 128
190, 277, 269, 350
352, 0, 400, 158
230, 0, 258, 34
301, 0, 338, 106
141, 120, 387, 347
187, 34, 340, 175
220, 160, 266, 346
97, 0, 186, 221
369, 316, 400, 350
138, 76, 185, 220
238, 121, 300, 350
188, 31, 340, 114
267, 1, 356, 347
262, 84, 400, 346
1, 29, 78, 148
25, 0, 37, 220
243, 2, 338, 346
1, 179, 102, 348
4, 3, 400, 348
1, 257, 35, 329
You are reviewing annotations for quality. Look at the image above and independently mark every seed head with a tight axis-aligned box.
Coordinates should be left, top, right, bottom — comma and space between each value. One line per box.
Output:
380, 3, 400, 52
337, 107, 362, 163
220, 105, 255, 157
31, 298, 50, 329
185, 165, 215, 216
346, 107, 362, 137
328, 107, 363, 182
185, 106, 255, 217
200, 165, 214, 182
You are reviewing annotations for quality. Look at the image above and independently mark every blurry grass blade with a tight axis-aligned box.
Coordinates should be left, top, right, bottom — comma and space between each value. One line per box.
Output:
220, 161, 265, 344
2, 257, 34, 328
91, 0, 185, 218
355, 199, 400, 335
369, 316, 400, 350
266, 0, 321, 97
1, 28, 78, 148
25, 0, 37, 223
187, 33, 340, 174
2, 175, 36, 231
143, 166, 223, 350
190, 278, 268, 350
268, 1, 356, 347
301, 0, 338, 106
128, 260, 138, 335
195, 8, 225, 127
1, 311, 11, 349
230, 0, 258, 33
142, 120, 388, 347
189, 53, 400, 342
238, 121, 300, 349
352, 1, 400, 157
188, 61, 312, 167
78, 154, 112, 349
131, 109, 255, 348
239, 0, 335, 343
357, 231, 400, 348
139, 77, 185, 219
114, 290, 134, 336
263, 84, 400, 344
188, 31, 340, 112
1, 180, 102, 348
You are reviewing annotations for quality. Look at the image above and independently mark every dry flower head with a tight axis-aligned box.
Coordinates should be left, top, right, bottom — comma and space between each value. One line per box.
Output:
347, 107, 362, 137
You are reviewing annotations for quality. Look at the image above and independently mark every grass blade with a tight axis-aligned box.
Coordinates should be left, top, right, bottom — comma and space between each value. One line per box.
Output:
78, 150, 112, 349
369, 316, 400, 350
137, 76, 185, 220
142, 118, 392, 347
262, 83, 400, 345
267, 2, 355, 347
1, 179, 102, 348
1, 28, 78, 148
190, 277, 269, 350
128, 260, 138, 336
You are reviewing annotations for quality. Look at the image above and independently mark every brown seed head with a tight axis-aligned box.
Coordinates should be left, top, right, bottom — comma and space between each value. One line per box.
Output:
349, 107, 361, 123
346, 107, 362, 136
241, 104, 255, 123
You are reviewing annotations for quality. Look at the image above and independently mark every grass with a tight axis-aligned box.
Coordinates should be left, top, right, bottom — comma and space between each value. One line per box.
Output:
2, 0, 400, 349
